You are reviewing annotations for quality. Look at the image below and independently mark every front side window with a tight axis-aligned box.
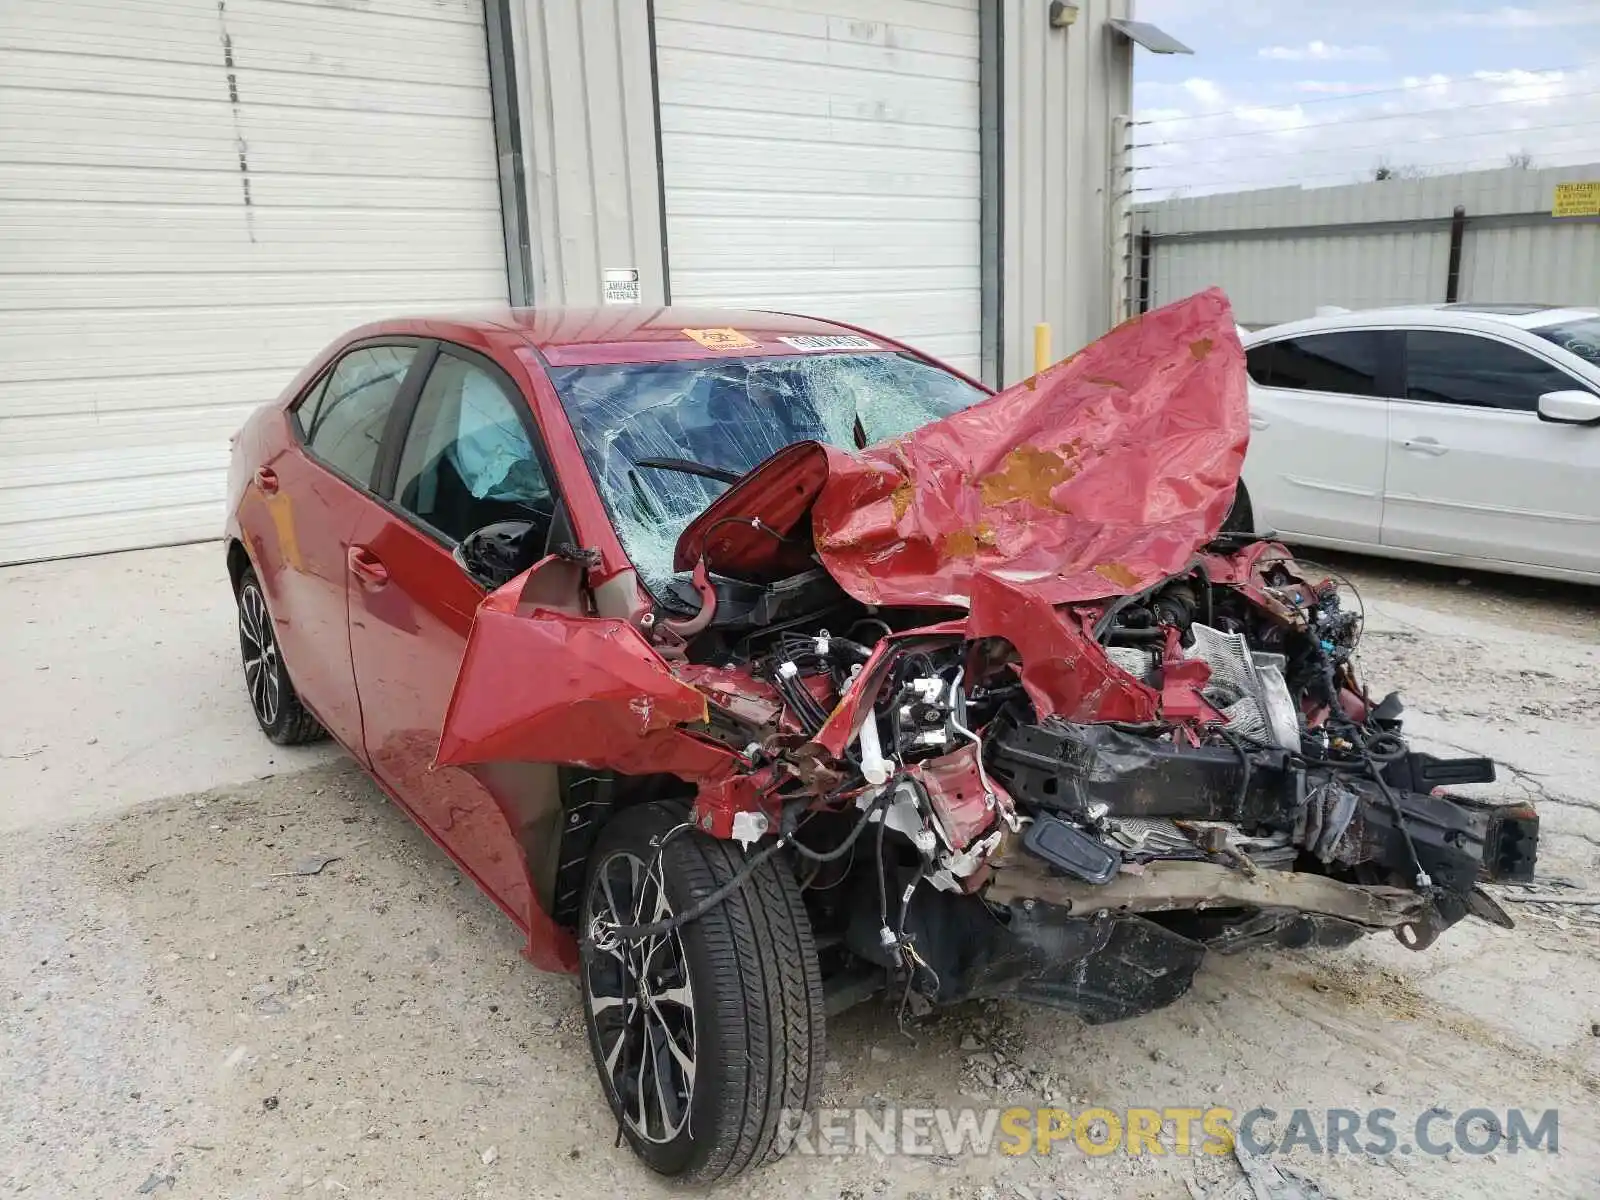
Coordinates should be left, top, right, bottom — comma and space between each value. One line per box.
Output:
1245, 331, 1385, 397
548, 352, 985, 589
393, 351, 553, 545
300, 345, 417, 486
1404, 331, 1582, 411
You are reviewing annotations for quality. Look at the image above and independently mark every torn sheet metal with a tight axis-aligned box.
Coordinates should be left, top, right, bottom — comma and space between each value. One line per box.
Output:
905, 744, 1008, 852
965, 570, 1161, 723
804, 623, 968, 760
436, 569, 733, 778
677, 288, 1247, 608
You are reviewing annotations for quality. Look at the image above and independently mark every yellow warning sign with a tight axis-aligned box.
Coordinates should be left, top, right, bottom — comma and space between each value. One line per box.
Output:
1552, 181, 1600, 218
681, 327, 758, 350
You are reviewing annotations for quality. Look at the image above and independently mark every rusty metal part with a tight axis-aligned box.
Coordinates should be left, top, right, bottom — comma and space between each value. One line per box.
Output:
985, 856, 1429, 929
1175, 820, 1228, 853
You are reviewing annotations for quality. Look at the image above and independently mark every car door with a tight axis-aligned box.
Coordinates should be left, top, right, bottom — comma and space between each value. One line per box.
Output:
1242, 329, 1398, 546
1383, 329, 1600, 572
258, 340, 424, 758
345, 344, 565, 939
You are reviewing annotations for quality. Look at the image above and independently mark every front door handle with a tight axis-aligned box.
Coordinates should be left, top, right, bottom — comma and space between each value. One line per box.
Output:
347, 545, 389, 589
1401, 437, 1448, 456
1249, 416, 1270, 430
254, 466, 279, 494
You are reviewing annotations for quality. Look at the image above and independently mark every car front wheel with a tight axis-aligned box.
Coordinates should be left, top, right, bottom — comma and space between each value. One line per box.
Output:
579, 801, 824, 1181
236, 566, 325, 745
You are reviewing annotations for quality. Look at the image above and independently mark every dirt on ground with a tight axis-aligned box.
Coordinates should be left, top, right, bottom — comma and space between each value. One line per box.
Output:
4, 555, 1599, 1200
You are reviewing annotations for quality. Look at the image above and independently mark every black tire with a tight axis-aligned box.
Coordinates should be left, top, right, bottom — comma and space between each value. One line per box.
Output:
579, 802, 824, 1182
235, 566, 325, 746
1222, 480, 1255, 536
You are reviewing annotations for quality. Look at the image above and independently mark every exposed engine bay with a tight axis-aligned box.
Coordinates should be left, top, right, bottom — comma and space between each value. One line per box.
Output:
436, 289, 1540, 1024
636, 542, 1538, 1021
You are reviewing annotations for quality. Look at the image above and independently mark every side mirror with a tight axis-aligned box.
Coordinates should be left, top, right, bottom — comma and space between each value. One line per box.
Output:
454, 520, 538, 590
1537, 390, 1600, 425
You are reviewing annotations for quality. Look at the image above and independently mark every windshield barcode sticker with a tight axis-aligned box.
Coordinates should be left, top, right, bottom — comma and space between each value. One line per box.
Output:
779, 335, 880, 352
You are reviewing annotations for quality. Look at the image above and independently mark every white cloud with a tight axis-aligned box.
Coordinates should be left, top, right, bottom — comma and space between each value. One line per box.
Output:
1132, 62, 1600, 199
1259, 41, 1386, 63
1470, 67, 1571, 104
1181, 77, 1227, 107
1295, 80, 1378, 95
1433, 5, 1600, 29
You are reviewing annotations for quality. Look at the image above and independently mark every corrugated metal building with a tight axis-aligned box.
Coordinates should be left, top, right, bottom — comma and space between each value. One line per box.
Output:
1134, 163, 1600, 329
0, 0, 1162, 564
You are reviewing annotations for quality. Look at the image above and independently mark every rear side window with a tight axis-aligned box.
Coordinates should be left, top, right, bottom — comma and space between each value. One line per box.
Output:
299, 346, 417, 486
1404, 331, 1582, 412
1246, 331, 1385, 397
1532, 317, 1600, 368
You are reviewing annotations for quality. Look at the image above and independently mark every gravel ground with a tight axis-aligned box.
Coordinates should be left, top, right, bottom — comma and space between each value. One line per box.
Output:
3, 554, 1599, 1200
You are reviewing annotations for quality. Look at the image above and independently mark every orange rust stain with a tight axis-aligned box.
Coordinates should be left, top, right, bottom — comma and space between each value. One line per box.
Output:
1094, 562, 1140, 588
263, 492, 303, 572
943, 529, 979, 559
890, 476, 915, 522
940, 522, 997, 560
978, 445, 1077, 509
1189, 337, 1214, 360
1087, 375, 1122, 388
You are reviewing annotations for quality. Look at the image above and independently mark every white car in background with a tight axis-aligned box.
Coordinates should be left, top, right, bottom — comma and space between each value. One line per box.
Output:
1233, 303, 1600, 583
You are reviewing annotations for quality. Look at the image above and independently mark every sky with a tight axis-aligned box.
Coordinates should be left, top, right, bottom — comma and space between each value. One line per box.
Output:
1131, 1, 1600, 198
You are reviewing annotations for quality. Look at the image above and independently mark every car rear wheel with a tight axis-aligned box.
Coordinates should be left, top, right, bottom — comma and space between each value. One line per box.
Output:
579, 802, 823, 1182
236, 566, 325, 745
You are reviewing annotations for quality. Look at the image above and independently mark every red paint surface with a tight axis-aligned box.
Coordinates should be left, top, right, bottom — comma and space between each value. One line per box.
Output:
346, 507, 549, 950
233, 407, 369, 757
436, 567, 731, 778
679, 289, 1246, 608
675, 442, 831, 577
965, 572, 1161, 723
905, 745, 1007, 852
225, 291, 1254, 978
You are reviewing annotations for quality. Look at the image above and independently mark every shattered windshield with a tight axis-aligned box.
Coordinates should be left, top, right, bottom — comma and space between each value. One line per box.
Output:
548, 353, 985, 590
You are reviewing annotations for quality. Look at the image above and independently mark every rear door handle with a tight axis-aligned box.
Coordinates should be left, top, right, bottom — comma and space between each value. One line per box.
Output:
347, 545, 389, 589
1249, 416, 1270, 430
1401, 437, 1448, 456
254, 466, 279, 494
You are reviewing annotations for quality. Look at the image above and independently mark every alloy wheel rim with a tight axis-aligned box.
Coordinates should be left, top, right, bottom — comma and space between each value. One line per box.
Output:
584, 850, 697, 1144
239, 584, 281, 727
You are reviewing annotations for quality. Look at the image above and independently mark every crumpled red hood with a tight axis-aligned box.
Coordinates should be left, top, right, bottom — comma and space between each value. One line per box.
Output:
676, 288, 1248, 607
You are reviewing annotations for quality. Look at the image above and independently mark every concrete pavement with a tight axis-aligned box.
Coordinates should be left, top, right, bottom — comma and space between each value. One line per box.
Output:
0, 542, 336, 833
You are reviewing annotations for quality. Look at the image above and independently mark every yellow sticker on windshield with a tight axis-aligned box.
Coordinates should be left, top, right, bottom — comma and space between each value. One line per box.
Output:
682, 327, 758, 350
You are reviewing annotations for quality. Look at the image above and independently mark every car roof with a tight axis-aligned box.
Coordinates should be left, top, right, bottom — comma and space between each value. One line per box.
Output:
337, 306, 895, 367
1242, 303, 1600, 344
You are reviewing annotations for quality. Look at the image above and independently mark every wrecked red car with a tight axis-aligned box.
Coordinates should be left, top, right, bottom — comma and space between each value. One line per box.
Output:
225, 292, 1538, 1182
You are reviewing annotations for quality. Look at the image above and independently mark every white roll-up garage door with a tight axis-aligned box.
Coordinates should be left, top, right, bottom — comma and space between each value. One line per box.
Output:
0, 0, 509, 564
653, 0, 983, 376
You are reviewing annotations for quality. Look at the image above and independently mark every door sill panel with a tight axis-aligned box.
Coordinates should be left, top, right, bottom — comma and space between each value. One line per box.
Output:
1264, 531, 1600, 585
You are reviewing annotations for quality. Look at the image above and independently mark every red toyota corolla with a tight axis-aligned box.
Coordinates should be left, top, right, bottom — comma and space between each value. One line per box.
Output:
226, 297, 1536, 1181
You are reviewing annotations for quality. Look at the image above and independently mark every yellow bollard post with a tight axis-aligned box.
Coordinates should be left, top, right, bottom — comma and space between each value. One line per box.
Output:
1033, 323, 1051, 374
